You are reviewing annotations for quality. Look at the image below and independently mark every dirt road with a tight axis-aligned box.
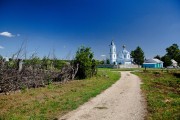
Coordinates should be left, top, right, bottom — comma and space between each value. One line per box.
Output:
59, 71, 147, 120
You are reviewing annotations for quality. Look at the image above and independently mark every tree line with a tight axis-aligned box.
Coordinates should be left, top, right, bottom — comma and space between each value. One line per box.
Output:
130, 43, 180, 67
154, 44, 180, 67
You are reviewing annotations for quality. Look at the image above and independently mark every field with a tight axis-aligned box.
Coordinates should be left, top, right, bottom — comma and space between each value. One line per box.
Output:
134, 70, 180, 120
0, 69, 120, 120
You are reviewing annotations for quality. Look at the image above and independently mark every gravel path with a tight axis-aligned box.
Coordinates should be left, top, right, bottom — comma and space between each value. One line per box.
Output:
59, 71, 147, 120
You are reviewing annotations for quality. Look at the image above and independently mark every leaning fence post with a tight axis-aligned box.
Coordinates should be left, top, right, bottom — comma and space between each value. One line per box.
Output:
18, 59, 23, 72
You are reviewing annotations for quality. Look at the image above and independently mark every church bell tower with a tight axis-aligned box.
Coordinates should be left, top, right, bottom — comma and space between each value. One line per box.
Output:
109, 40, 117, 64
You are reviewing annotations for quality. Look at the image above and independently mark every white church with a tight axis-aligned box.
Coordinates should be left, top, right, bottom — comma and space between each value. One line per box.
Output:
109, 40, 132, 65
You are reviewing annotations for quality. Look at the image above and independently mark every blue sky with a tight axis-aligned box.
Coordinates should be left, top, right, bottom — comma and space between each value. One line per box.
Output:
0, 0, 180, 60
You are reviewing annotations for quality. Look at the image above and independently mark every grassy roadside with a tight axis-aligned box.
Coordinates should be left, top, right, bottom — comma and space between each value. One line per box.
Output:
111, 68, 180, 72
0, 69, 120, 120
134, 71, 180, 120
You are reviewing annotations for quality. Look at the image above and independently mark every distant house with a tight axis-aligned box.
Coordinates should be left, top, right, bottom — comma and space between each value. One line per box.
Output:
171, 59, 178, 67
3, 57, 9, 62
143, 58, 163, 68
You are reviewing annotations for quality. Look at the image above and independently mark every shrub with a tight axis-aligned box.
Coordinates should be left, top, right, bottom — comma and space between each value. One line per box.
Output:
74, 46, 97, 79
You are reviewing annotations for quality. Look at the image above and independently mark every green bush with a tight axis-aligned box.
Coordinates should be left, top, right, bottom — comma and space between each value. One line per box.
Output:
74, 46, 97, 79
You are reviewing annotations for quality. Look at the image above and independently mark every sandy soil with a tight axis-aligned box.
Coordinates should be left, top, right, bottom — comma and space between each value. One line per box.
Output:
59, 71, 147, 120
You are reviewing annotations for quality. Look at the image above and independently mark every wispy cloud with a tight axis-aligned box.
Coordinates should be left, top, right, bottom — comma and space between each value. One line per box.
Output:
0, 32, 14, 37
17, 34, 20, 37
101, 55, 106, 57
0, 45, 4, 49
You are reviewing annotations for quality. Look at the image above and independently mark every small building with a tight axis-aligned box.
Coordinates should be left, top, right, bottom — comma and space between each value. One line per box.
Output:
171, 59, 178, 67
143, 58, 163, 68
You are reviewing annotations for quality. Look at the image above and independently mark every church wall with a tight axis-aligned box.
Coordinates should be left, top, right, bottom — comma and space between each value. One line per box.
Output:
117, 64, 139, 68
97, 64, 139, 68
97, 64, 114, 68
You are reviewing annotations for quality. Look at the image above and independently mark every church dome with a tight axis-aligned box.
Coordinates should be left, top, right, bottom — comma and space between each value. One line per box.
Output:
122, 49, 129, 54
117, 45, 130, 60
122, 45, 130, 55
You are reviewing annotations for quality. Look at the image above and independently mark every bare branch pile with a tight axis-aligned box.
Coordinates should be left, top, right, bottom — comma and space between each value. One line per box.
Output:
0, 59, 78, 95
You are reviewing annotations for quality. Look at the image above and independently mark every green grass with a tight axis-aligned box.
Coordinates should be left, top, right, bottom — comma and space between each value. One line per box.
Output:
134, 70, 180, 120
111, 67, 180, 72
0, 69, 120, 120
111, 68, 143, 71
98, 67, 143, 72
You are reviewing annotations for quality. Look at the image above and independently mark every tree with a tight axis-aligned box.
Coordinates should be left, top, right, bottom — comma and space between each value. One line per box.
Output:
7, 58, 17, 68
161, 55, 172, 67
74, 46, 97, 79
0, 55, 3, 60
106, 59, 110, 64
24, 56, 41, 69
165, 43, 180, 66
175, 50, 180, 66
100, 60, 104, 64
53, 59, 66, 70
42, 56, 52, 70
156, 43, 180, 67
166, 44, 179, 60
131, 46, 144, 66
154, 55, 161, 60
